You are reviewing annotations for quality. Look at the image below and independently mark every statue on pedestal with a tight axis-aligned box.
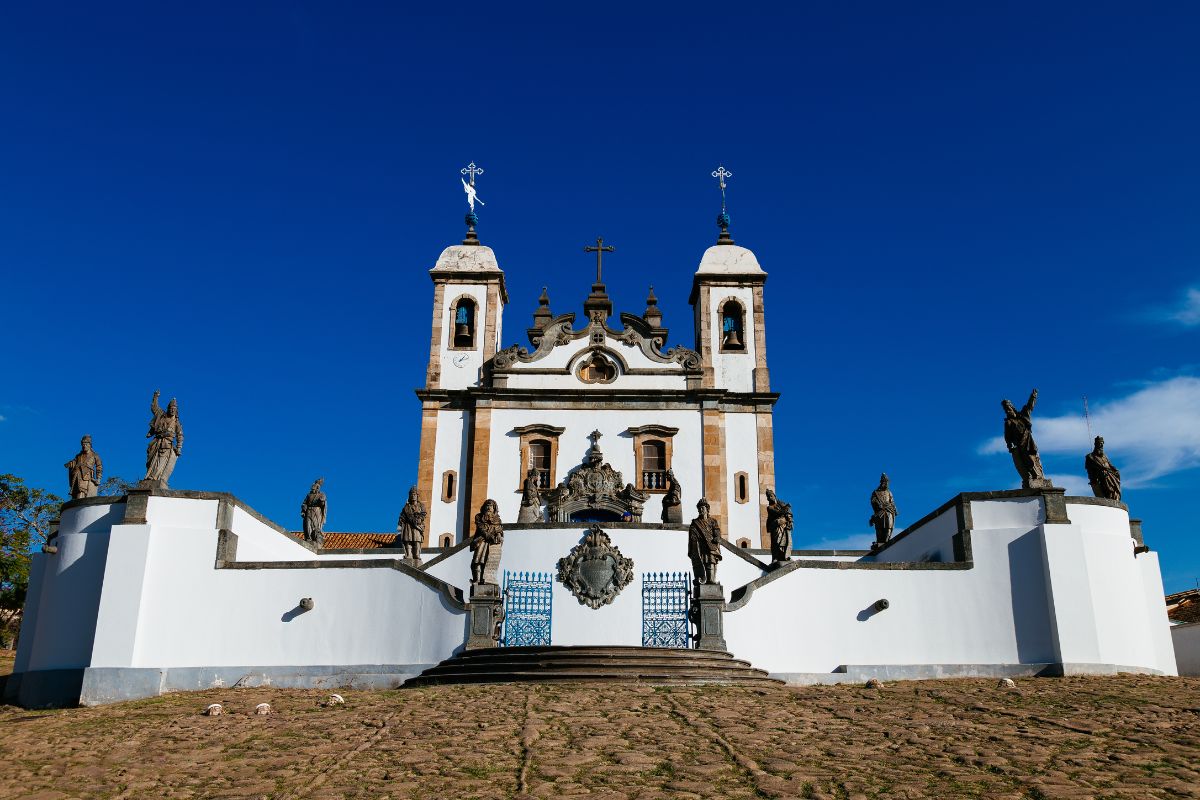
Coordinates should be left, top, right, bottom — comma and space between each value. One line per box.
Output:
65, 435, 103, 500
661, 468, 682, 523
765, 488, 793, 564
517, 468, 542, 522
470, 499, 504, 585
397, 486, 426, 562
142, 390, 183, 486
868, 473, 898, 549
688, 498, 723, 584
1084, 436, 1122, 502
1002, 389, 1050, 488
301, 478, 327, 548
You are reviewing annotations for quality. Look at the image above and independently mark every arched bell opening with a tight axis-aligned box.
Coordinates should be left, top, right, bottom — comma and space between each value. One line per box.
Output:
720, 299, 746, 352
450, 297, 477, 349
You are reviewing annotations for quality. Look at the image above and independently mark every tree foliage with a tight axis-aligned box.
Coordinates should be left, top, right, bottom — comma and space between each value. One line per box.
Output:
0, 474, 62, 645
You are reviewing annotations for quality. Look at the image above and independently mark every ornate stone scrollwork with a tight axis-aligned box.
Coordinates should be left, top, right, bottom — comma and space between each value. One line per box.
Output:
665, 344, 701, 370
545, 432, 646, 522
555, 525, 635, 609
493, 344, 529, 369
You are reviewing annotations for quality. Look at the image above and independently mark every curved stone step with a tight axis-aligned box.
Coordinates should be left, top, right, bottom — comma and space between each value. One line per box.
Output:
404, 645, 782, 687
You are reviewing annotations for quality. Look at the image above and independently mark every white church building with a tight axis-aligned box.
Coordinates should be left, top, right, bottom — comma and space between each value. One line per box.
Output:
6, 199, 1178, 706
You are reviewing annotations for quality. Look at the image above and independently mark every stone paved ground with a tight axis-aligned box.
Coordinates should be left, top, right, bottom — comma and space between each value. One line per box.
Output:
1, 676, 1198, 799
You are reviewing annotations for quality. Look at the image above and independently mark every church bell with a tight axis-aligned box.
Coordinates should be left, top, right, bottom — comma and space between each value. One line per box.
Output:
455, 321, 470, 342
723, 327, 743, 349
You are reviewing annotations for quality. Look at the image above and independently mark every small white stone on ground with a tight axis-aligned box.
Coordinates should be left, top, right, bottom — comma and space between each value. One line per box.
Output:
203, 703, 223, 716
255, 703, 271, 715
327, 694, 345, 705
865, 678, 884, 689
997, 678, 1016, 688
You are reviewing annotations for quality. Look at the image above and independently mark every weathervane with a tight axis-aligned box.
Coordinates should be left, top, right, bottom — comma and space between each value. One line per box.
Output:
460, 162, 485, 213
711, 165, 732, 211
711, 165, 735, 245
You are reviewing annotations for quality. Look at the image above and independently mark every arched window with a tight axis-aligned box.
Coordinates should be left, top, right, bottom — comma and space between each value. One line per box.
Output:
439, 533, 453, 549
736, 538, 752, 549
641, 440, 666, 490
528, 439, 551, 488
577, 351, 617, 384
720, 299, 745, 352
441, 470, 457, 502
451, 298, 476, 349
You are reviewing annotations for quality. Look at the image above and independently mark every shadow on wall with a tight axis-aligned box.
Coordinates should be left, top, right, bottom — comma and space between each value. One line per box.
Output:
856, 598, 890, 622
1008, 531, 1056, 663
281, 598, 314, 623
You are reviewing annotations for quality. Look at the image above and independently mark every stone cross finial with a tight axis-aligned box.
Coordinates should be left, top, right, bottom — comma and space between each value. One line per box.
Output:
584, 237, 615, 284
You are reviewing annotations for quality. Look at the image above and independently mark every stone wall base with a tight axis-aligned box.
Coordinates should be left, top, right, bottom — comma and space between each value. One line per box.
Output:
4, 664, 436, 709
771, 661, 1168, 685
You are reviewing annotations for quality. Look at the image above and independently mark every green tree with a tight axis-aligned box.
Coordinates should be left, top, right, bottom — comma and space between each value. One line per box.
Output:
0, 474, 62, 647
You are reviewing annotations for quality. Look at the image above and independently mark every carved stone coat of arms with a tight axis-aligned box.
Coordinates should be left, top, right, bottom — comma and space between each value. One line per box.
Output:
556, 525, 634, 609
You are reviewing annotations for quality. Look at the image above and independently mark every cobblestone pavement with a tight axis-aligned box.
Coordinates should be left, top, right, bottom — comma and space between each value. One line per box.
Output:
1, 675, 1197, 799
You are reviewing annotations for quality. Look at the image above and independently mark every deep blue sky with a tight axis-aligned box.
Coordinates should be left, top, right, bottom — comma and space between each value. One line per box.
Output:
2, 3, 1198, 591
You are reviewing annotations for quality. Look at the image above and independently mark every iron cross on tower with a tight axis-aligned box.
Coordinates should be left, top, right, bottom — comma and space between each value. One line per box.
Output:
584, 237, 615, 284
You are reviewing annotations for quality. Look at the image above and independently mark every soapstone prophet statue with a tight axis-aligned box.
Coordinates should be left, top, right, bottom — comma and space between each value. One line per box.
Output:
301, 478, 327, 547
65, 435, 104, 500
143, 390, 183, 485
397, 485, 427, 562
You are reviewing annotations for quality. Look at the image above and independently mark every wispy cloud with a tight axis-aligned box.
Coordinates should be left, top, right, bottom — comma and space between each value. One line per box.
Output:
795, 533, 875, 551
1145, 286, 1200, 327
0, 414, 5, 422
980, 376, 1200, 487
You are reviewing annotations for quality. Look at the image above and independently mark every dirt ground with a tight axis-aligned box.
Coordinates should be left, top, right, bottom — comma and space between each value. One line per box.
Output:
0, 675, 1197, 800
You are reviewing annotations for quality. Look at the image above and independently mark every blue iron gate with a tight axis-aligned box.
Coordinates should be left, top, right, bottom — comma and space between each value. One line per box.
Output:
641, 571, 692, 648
502, 571, 553, 646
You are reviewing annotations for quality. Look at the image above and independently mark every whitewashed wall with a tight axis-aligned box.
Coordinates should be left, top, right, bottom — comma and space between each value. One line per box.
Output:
1172, 623, 1200, 676
723, 411, 762, 543
430, 408, 469, 544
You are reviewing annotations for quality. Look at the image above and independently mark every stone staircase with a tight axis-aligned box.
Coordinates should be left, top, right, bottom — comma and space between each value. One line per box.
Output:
405, 645, 782, 687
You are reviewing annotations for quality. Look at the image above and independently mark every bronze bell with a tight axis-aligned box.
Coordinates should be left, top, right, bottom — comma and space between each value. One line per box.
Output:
724, 327, 743, 349
454, 322, 470, 342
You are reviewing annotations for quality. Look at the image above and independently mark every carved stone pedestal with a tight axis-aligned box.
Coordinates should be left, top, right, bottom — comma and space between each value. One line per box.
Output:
662, 504, 683, 524
466, 583, 504, 650
692, 582, 727, 651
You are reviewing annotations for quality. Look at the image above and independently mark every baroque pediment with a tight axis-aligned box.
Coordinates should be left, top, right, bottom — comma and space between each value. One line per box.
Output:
492, 312, 700, 372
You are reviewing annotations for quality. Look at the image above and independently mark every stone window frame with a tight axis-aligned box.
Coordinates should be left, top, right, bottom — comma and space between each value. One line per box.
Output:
733, 471, 750, 504
576, 350, 619, 384
736, 537, 752, 549
512, 424, 565, 492
447, 294, 479, 351
717, 296, 748, 354
441, 470, 457, 503
439, 533, 454, 549
627, 424, 680, 494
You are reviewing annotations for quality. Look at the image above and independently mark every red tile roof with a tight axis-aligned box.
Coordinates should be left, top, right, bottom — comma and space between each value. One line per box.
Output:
290, 531, 399, 550
1166, 589, 1200, 624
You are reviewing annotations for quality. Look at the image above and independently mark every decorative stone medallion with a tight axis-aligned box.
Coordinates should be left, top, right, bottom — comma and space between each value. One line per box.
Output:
556, 525, 634, 609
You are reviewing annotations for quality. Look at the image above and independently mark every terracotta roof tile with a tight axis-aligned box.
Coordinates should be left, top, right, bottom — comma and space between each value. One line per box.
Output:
290, 531, 399, 550
1166, 589, 1200, 624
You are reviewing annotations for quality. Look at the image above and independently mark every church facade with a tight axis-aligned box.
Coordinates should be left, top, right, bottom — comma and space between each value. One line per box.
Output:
415, 229, 775, 550
5, 208, 1179, 708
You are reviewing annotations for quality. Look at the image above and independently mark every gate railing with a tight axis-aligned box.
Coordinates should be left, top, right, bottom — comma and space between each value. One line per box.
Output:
501, 570, 553, 647
641, 571, 691, 648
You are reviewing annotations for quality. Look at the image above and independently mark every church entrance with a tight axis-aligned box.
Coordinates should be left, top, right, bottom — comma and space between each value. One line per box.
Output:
641, 572, 692, 648
501, 571, 553, 646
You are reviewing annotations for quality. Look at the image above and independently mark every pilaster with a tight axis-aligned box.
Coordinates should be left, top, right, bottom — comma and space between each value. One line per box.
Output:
415, 403, 439, 546
701, 404, 728, 531
755, 410, 776, 548
464, 403, 492, 540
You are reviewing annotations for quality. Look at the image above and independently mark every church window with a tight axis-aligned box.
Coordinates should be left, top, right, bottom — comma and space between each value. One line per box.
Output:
736, 538, 752, 549
734, 471, 749, 504
439, 533, 453, 549
720, 299, 746, 352
641, 441, 667, 490
441, 470, 457, 503
627, 425, 679, 493
528, 440, 552, 489
450, 297, 476, 349
577, 351, 617, 384
512, 424, 565, 492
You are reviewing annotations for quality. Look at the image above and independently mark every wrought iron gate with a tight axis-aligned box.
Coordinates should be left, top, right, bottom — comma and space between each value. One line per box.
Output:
641, 571, 691, 648
501, 571, 553, 647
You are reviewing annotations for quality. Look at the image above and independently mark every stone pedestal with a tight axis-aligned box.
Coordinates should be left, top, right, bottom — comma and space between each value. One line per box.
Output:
693, 582, 727, 651
661, 504, 683, 524
466, 583, 504, 650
